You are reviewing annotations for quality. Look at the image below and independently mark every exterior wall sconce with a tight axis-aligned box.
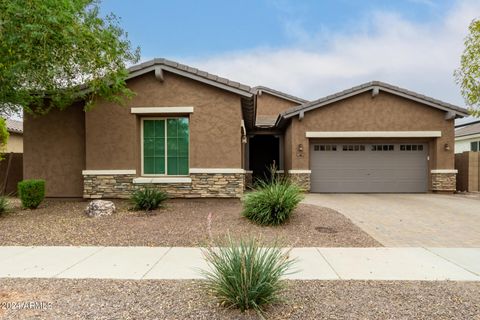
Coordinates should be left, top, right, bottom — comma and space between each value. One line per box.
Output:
298, 144, 303, 152
444, 143, 450, 151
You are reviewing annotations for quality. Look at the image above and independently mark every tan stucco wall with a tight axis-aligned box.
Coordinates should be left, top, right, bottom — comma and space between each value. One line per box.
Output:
85, 71, 244, 171
5, 133, 23, 153
286, 91, 455, 173
23, 104, 86, 197
256, 92, 300, 116
284, 122, 293, 170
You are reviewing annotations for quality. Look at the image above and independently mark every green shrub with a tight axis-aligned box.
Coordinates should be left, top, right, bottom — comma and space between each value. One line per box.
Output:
130, 188, 168, 211
18, 179, 45, 209
201, 236, 295, 314
0, 196, 8, 214
242, 170, 304, 226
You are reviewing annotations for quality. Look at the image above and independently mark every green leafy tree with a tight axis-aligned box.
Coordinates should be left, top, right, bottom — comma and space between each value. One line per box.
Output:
455, 18, 480, 117
0, 118, 8, 156
0, 0, 140, 116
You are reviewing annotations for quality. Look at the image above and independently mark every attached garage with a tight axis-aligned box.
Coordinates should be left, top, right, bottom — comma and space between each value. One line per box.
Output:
310, 142, 428, 193
278, 81, 469, 193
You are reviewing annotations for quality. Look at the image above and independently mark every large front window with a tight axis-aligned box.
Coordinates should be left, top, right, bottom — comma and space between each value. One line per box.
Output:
142, 118, 189, 175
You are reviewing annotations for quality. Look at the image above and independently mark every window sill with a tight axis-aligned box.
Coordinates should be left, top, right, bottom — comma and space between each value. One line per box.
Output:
133, 177, 192, 184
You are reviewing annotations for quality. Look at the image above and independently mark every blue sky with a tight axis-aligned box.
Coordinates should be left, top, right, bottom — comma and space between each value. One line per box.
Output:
100, 0, 478, 122
101, 0, 455, 59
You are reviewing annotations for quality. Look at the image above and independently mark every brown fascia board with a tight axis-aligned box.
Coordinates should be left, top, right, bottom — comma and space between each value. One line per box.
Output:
251, 86, 308, 104
127, 58, 253, 98
276, 81, 470, 127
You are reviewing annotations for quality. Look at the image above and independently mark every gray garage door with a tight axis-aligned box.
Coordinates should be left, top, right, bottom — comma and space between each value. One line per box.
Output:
310, 143, 428, 193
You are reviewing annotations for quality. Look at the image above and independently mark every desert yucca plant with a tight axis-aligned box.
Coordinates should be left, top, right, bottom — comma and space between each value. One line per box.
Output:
130, 188, 168, 211
201, 236, 295, 315
243, 166, 304, 226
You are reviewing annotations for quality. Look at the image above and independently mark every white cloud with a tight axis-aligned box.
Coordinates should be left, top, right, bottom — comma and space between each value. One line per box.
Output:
183, 0, 479, 117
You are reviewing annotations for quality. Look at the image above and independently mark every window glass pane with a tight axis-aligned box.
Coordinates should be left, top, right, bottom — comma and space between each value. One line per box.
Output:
168, 137, 178, 156
177, 118, 189, 139
154, 138, 165, 157
167, 157, 178, 175
178, 157, 189, 175
418, 145, 423, 151
167, 119, 178, 137
472, 141, 479, 152
144, 138, 154, 157
144, 157, 155, 174
143, 118, 189, 175
177, 137, 188, 157
154, 120, 165, 138
144, 120, 155, 137
154, 157, 165, 174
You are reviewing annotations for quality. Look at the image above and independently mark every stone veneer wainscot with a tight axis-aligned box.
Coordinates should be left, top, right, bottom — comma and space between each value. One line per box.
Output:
83, 171, 245, 199
288, 170, 311, 191
431, 170, 457, 193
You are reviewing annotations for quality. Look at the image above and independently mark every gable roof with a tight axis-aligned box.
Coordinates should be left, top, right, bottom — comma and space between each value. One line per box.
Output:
277, 81, 469, 126
252, 86, 308, 104
127, 58, 253, 98
126, 58, 310, 129
455, 120, 480, 138
5, 119, 23, 134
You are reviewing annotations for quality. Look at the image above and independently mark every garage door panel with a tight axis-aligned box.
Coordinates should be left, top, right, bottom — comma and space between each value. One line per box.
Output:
310, 143, 427, 193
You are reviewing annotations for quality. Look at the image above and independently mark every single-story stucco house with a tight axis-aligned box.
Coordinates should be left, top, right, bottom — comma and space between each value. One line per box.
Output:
455, 120, 480, 153
23, 58, 469, 198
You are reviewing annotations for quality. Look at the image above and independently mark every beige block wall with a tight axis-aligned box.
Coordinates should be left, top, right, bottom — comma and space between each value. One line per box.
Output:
85, 72, 244, 172
5, 133, 23, 153
286, 91, 455, 173
456, 151, 480, 192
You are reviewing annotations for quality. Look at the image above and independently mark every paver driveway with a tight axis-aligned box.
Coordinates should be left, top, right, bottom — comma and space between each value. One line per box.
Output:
303, 194, 480, 247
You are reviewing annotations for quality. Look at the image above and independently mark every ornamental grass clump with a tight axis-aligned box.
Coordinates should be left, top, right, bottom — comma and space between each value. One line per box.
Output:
242, 167, 304, 226
130, 188, 168, 212
201, 236, 295, 315
18, 179, 45, 209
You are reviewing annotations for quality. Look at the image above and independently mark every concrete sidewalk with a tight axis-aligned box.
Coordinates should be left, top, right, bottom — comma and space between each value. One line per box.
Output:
0, 246, 479, 281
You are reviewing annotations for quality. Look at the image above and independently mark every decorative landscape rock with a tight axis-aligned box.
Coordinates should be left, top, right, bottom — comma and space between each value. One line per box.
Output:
85, 200, 116, 217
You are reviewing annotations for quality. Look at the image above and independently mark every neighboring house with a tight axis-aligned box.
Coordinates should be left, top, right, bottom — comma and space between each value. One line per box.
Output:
4, 119, 23, 153
23, 58, 468, 198
455, 120, 480, 153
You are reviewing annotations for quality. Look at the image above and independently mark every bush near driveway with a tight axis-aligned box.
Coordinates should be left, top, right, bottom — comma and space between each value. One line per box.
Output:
242, 169, 304, 226
201, 236, 295, 315
130, 188, 168, 212
17, 179, 45, 209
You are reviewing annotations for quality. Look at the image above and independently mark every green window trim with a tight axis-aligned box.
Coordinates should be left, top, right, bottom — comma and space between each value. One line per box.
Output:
142, 118, 189, 176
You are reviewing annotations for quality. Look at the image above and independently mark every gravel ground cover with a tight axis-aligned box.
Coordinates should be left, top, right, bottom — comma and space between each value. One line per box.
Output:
0, 198, 380, 247
0, 279, 478, 319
